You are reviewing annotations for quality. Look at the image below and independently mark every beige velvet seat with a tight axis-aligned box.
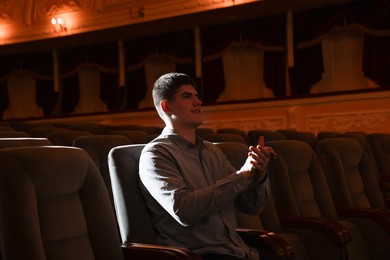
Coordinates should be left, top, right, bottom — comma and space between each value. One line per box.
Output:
247, 130, 286, 146
0, 146, 199, 260
28, 126, 70, 137
217, 128, 249, 144
0, 126, 14, 131
73, 135, 133, 207
203, 133, 247, 144
108, 144, 297, 259
276, 130, 318, 150
47, 130, 93, 146
316, 131, 339, 141
108, 130, 149, 144
0, 137, 52, 148
367, 133, 390, 200
266, 140, 370, 260
0, 131, 30, 138
214, 142, 309, 260
337, 132, 390, 201
195, 127, 215, 139
317, 137, 390, 260
53, 122, 107, 135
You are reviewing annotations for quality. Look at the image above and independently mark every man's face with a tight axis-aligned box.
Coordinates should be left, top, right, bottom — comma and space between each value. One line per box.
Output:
166, 84, 203, 129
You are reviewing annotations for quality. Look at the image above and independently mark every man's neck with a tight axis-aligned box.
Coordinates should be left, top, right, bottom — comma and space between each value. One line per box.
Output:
167, 124, 197, 144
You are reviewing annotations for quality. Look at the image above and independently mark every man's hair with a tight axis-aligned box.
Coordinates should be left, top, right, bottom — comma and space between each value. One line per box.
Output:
152, 72, 197, 109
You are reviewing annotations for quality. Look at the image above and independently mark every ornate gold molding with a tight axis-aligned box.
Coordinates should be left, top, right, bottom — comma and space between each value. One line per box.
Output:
307, 110, 390, 133
0, 0, 261, 45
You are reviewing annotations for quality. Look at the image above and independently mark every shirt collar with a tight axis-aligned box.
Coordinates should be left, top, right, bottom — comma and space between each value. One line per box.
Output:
161, 127, 205, 150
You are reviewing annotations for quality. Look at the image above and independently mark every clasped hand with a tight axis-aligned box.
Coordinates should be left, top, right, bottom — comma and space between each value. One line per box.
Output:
239, 141, 277, 180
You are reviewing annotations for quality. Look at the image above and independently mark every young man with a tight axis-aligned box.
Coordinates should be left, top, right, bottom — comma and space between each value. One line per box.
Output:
139, 72, 274, 259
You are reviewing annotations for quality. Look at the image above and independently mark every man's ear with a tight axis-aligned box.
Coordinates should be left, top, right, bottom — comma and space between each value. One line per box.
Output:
160, 100, 171, 114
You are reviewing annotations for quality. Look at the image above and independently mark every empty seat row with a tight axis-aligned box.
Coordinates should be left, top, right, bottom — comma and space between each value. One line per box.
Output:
216, 139, 390, 260
0, 140, 296, 259
1, 133, 389, 259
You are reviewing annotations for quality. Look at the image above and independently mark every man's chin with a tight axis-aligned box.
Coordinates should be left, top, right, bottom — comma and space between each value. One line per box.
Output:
192, 120, 203, 128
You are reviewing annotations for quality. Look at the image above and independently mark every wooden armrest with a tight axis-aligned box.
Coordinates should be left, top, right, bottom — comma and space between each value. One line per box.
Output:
122, 243, 201, 260
279, 216, 351, 246
336, 207, 390, 233
236, 228, 295, 259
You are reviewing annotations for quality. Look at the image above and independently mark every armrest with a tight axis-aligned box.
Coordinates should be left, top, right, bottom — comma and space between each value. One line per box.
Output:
279, 216, 351, 246
336, 207, 390, 233
121, 243, 201, 260
236, 228, 295, 259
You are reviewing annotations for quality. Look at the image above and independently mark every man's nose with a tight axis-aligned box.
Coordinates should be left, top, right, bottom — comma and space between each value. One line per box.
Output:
194, 96, 202, 105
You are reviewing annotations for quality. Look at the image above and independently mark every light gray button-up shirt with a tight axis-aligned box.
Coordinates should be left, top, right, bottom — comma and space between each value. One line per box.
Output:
139, 127, 270, 259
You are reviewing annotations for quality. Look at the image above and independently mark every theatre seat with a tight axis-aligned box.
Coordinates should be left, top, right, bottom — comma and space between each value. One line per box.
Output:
108, 144, 297, 259
276, 130, 318, 150
217, 128, 249, 144
195, 127, 215, 139
0, 146, 199, 260
266, 140, 370, 260
367, 133, 390, 200
203, 133, 247, 144
73, 135, 133, 207
0, 126, 14, 131
317, 138, 390, 260
0, 137, 52, 148
28, 126, 70, 137
316, 131, 339, 141
337, 132, 390, 201
247, 130, 286, 146
0, 131, 30, 138
214, 142, 308, 260
47, 130, 92, 146
108, 130, 149, 144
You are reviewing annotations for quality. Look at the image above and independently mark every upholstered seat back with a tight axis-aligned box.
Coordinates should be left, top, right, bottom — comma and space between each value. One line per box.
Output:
28, 127, 70, 137
108, 130, 149, 144
0, 146, 123, 260
367, 133, 390, 178
247, 130, 286, 146
0, 131, 30, 138
267, 140, 338, 219
277, 131, 318, 150
73, 135, 133, 206
108, 144, 157, 244
213, 142, 283, 232
0, 137, 53, 148
318, 138, 385, 209
338, 133, 379, 177
203, 133, 247, 144
47, 130, 92, 146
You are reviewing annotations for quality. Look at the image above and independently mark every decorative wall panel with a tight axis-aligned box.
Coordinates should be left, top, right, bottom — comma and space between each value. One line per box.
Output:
307, 110, 390, 134
203, 117, 286, 132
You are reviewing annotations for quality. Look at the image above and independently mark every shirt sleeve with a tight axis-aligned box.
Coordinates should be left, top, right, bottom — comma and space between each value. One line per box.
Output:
235, 175, 270, 215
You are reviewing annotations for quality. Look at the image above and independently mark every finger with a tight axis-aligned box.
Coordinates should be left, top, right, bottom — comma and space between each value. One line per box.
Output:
258, 135, 265, 146
269, 149, 278, 159
257, 146, 277, 159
